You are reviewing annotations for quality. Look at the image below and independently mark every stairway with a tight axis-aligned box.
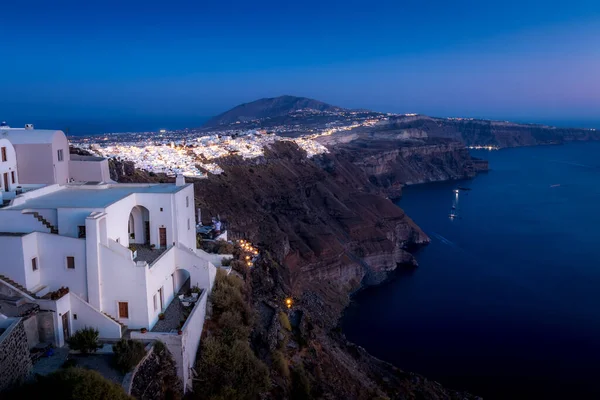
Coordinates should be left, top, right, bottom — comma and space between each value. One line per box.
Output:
25, 211, 58, 234
102, 312, 127, 329
0, 274, 39, 299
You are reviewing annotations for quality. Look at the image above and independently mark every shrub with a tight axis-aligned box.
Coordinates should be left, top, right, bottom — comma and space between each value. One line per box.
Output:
272, 350, 290, 379
113, 339, 147, 373
210, 270, 253, 325
291, 364, 311, 400
5, 367, 133, 400
67, 327, 101, 354
191, 285, 202, 294
194, 337, 270, 400
220, 257, 232, 266
217, 310, 251, 344
216, 240, 234, 254
279, 312, 292, 331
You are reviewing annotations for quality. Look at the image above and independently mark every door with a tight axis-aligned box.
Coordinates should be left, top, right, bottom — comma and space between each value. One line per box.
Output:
118, 302, 129, 319
159, 227, 167, 247
62, 312, 70, 340
2, 173, 8, 192
144, 221, 150, 245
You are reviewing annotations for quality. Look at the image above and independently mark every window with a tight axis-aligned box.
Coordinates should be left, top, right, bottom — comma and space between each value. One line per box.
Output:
31, 257, 38, 271
1, 147, 6, 162
11, 171, 15, 183
153, 294, 158, 311
66, 256, 75, 269
187, 218, 190, 230
118, 302, 129, 319
57, 149, 64, 162
186, 196, 189, 208
78, 225, 86, 238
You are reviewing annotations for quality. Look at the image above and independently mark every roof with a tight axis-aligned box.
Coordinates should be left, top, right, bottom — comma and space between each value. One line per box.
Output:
5, 183, 190, 210
0, 129, 64, 145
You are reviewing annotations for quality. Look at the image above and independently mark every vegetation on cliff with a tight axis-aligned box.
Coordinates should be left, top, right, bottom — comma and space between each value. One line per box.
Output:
5, 368, 133, 400
192, 270, 270, 400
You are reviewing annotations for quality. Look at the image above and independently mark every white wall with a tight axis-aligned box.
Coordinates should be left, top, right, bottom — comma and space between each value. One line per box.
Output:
0, 236, 26, 286
181, 289, 208, 391
52, 132, 70, 184
0, 138, 18, 191
57, 208, 96, 238
0, 210, 52, 234
36, 233, 87, 298
174, 246, 215, 291
173, 185, 196, 251
13, 143, 55, 184
146, 247, 176, 328
99, 241, 149, 328
70, 293, 121, 338
69, 156, 111, 183
105, 192, 178, 249
21, 233, 41, 290
35, 209, 58, 228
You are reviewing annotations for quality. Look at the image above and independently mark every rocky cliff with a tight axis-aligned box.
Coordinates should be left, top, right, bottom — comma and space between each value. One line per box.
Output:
111, 140, 482, 399
335, 138, 486, 198
373, 115, 600, 148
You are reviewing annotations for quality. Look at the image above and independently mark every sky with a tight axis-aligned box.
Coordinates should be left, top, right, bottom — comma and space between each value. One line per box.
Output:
1, 0, 599, 134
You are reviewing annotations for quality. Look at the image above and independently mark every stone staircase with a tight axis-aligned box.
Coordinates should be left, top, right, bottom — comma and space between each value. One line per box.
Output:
102, 312, 127, 330
24, 211, 58, 234
0, 274, 39, 299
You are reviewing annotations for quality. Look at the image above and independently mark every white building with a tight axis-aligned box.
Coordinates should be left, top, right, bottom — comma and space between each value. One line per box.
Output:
0, 137, 19, 194
0, 125, 111, 185
0, 126, 226, 391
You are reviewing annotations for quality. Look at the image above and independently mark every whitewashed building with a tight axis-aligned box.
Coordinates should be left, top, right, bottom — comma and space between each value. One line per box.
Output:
0, 125, 111, 185
0, 126, 224, 391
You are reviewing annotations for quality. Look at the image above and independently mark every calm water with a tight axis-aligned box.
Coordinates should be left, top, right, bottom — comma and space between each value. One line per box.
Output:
343, 142, 600, 399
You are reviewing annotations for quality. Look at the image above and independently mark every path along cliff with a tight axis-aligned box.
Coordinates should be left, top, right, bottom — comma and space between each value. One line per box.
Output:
108, 138, 483, 399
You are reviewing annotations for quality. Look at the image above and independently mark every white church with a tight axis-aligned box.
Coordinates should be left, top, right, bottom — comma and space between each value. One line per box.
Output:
0, 124, 223, 391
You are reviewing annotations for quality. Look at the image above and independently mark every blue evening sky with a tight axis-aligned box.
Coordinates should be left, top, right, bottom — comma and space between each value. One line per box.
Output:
1, 0, 599, 133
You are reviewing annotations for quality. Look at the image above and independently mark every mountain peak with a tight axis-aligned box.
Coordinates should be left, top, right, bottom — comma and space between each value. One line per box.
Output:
203, 95, 345, 127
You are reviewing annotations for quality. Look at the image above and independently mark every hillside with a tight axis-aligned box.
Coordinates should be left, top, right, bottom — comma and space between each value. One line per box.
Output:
203, 95, 345, 127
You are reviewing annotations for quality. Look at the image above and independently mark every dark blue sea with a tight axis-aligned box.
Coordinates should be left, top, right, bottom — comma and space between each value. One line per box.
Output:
342, 142, 600, 399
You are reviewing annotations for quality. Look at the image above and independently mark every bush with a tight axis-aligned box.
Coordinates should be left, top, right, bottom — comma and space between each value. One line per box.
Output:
291, 364, 311, 400
67, 327, 101, 354
5, 367, 133, 400
210, 270, 253, 325
217, 311, 251, 344
194, 337, 270, 400
220, 257, 232, 266
279, 312, 292, 331
272, 350, 290, 379
113, 339, 147, 373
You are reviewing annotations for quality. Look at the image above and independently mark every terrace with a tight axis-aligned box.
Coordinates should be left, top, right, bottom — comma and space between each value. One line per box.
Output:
152, 279, 204, 333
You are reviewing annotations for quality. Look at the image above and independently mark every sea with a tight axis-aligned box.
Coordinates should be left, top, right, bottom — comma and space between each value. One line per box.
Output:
342, 141, 600, 399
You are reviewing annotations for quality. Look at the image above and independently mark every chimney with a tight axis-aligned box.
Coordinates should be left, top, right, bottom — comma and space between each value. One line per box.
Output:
25, 124, 34, 130
176, 174, 185, 186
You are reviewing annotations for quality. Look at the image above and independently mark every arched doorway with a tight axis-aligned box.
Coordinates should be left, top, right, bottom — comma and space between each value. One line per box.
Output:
173, 268, 191, 295
129, 205, 150, 245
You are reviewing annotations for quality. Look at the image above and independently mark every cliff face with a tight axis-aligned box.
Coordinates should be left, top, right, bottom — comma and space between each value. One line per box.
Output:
374, 115, 600, 148
111, 140, 481, 399
194, 142, 429, 306
336, 138, 484, 198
